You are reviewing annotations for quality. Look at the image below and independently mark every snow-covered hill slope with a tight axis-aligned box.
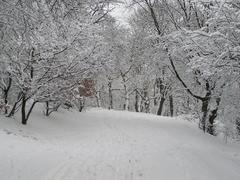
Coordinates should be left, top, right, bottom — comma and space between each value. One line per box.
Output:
0, 108, 240, 180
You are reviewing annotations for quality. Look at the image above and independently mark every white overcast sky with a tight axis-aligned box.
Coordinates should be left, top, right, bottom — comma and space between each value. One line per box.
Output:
110, 1, 133, 26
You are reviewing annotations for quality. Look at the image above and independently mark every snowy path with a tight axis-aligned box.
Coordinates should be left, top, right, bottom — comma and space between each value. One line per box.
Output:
1, 109, 240, 180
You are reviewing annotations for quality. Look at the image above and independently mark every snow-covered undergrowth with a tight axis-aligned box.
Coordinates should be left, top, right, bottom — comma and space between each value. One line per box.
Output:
0, 108, 240, 180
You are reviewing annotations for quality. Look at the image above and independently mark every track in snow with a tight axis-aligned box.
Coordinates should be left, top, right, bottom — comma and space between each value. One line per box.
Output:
0, 108, 240, 180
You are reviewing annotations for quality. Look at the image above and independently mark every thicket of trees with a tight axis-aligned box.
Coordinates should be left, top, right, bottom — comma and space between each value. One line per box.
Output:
0, 0, 118, 124
1, 0, 240, 140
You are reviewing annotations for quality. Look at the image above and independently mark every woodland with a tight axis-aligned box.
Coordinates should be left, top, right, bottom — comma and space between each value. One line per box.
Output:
0, 0, 240, 139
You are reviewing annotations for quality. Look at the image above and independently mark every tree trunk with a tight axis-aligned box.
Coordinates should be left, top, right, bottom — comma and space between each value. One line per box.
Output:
207, 109, 216, 135
96, 91, 101, 107
169, 95, 174, 117
153, 79, 158, 106
2, 76, 12, 114
45, 101, 60, 116
21, 95, 27, 125
3, 90, 8, 114
7, 91, 23, 117
21, 95, 37, 125
145, 97, 150, 113
78, 97, 85, 112
108, 81, 113, 109
79, 106, 84, 112
207, 97, 221, 135
157, 97, 165, 116
26, 101, 37, 122
200, 98, 209, 132
7, 102, 18, 117
45, 101, 50, 116
143, 90, 150, 113
135, 90, 140, 112
236, 117, 240, 136
123, 91, 129, 110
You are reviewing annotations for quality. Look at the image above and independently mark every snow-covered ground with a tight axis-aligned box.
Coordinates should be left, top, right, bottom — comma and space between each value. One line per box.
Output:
0, 108, 240, 180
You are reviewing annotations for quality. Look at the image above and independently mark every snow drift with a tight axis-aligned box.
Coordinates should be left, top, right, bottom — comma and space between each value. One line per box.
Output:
0, 108, 240, 180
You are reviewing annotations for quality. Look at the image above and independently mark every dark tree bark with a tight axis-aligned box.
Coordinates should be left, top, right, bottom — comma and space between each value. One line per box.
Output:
21, 95, 27, 125
21, 94, 37, 125
45, 101, 50, 116
3, 90, 9, 114
108, 80, 113, 109
26, 101, 37, 122
145, 0, 162, 35
169, 95, 174, 117
156, 77, 167, 116
135, 90, 140, 112
7, 92, 22, 117
123, 81, 129, 110
200, 98, 209, 132
207, 97, 221, 135
157, 97, 165, 115
7, 102, 18, 117
1, 75, 12, 114
45, 101, 61, 116
236, 117, 240, 135
78, 98, 85, 112
79, 106, 84, 112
